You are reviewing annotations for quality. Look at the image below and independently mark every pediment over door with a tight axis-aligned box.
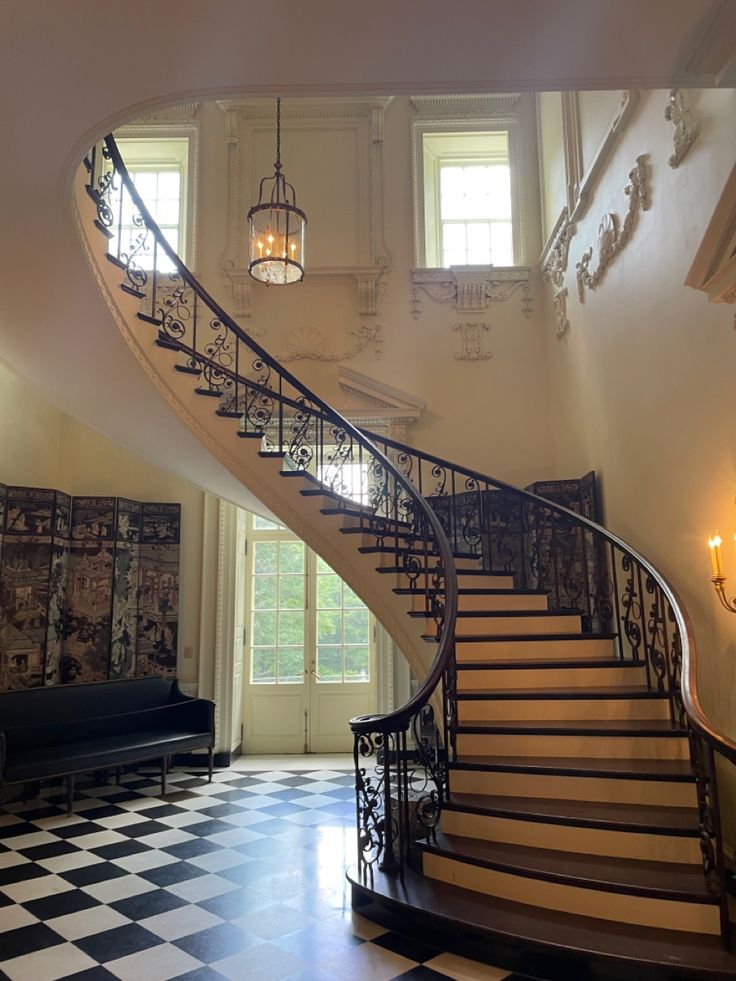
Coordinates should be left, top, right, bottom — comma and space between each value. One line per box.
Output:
686, 162, 736, 307
336, 366, 426, 444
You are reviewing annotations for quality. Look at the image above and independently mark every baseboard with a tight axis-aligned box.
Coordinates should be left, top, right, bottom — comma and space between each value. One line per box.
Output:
172, 751, 231, 768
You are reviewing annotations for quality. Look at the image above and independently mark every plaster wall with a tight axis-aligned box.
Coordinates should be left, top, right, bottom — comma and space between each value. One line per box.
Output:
537, 88, 736, 811
0, 357, 204, 686
169, 96, 554, 490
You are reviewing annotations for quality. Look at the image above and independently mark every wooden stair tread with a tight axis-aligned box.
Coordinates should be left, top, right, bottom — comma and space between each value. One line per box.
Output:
421, 832, 715, 902
455, 718, 687, 735
446, 792, 700, 834
450, 632, 617, 642
394, 586, 547, 596
456, 657, 645, 670
450, 755, 696, 780
456, 685, 668, 699
349, 866, 736, 978
411, 609, 579, 619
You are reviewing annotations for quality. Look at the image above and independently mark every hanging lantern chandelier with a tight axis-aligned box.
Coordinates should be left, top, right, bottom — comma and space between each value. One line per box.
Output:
247, 98, 307, 285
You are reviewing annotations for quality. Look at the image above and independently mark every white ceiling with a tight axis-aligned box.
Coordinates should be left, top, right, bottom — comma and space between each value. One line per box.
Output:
0, 0, 733, 508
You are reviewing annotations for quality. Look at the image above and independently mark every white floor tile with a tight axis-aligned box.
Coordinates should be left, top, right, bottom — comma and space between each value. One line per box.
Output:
135, 828, 197, 849
105, 941, 202, 981
164, 871, 239, 902
82, 873, 158, 903
424, 952, 513, 980
94, 811, 152, 829
70, 829, 129, 850
48, 903, 132, 940
187, 848, 252, 872
212, 942, 306, 981
0, 941, 98, 981
37, 850, 105, 874
323, 942, 416, 981
139, 903, 223, 941
0, 904, 38, 933
0, 852, 30, 870
112, 849, 180, 874
1, 874, 75, 903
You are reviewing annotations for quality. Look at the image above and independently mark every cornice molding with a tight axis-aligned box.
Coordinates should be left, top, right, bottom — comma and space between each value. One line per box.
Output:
127, 103, 200, 125
410, 93, 521, 117
410, 266, 532, 319
337, 365, 426, 416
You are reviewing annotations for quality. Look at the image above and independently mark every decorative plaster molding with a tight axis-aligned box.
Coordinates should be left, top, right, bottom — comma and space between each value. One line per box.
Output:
410, 266, 532, 319
576, 156, 650, 303
410, 93, 521, 117
128, 103, 200, 125
664, 90, 701, 169
335, 366, 426, 444
453, 322, 491, 361
277, 324, 382, 364
553, 287, 570, 339
217, 97, 392, 315
540, 208, 575, 288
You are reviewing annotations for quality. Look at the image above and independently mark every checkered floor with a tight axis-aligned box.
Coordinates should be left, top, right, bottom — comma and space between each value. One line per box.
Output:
0, 763, 541, 980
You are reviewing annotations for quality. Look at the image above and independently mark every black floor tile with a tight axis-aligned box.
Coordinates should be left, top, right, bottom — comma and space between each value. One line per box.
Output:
392, 969, 450, 980
173, 922, 256, 962
0, 922, 65, 959
18, 840, 81, 862
54, 968, 118, 980
373, 930, 443, 964
138, 860, 206, 887
183, 819, 237, 838
52, 821, 106, 839
116, 820, 171, 839
91, 840, 150, 861
74, 923, 164, 963
61, 861, 130, 887
23, 888, 100, 920
111, 888, 188, 921
163, 838, 221, 860
0, 862, 48, 886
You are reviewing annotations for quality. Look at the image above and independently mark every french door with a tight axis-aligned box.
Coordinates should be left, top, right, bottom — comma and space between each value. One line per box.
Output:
242, 514, 376, 754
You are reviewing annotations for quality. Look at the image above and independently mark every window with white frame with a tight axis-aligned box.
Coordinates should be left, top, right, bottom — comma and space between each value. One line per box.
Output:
423, 130, 515, 268
247, 514, 373, 686
111, 137, 191, 272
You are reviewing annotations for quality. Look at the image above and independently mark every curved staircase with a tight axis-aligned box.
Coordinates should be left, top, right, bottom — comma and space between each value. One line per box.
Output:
75, 136, 736, 979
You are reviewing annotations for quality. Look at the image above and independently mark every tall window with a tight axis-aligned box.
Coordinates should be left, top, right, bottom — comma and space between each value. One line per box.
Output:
110, 137, 190, 272
418, 128, 519, 268
248, 514, 372, 686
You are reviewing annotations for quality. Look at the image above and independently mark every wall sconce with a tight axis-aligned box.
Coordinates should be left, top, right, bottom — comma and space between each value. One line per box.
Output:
708, 533, 736, 612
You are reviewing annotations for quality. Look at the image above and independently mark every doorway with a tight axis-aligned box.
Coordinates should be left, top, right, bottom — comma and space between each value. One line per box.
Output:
242, 514, 377, 754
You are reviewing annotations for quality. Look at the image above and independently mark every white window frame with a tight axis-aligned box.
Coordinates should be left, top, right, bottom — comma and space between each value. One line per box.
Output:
412, 113, 524, 269
115, 124, 199, 270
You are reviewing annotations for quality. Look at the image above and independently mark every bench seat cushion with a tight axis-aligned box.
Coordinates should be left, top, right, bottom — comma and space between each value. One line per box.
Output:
5, 728, 211, 783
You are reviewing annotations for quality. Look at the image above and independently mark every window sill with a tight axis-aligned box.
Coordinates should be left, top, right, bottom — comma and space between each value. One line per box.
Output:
410, 265, 532, 319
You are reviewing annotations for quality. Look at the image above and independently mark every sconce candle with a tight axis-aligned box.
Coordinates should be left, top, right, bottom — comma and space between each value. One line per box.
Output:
709, 534, 724, 577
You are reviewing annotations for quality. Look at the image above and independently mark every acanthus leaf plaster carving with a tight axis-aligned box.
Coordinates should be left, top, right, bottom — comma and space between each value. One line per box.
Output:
553, 287, 570, 339
665, 90, 701, 169
575, 156, 650, 303
540, 208, 575, 289
410, 267, 532, 319
277, 324, 382, 364
453, 322, 492, 361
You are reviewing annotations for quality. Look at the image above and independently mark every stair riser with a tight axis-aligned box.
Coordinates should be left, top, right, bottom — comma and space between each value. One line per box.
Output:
440, 810, 702, 864
422, 853, 720, 935
456, 573, 515, 590
448, 769, 698, 808
456, 665, 647, 690
371, 549, 483, 570
404, 592, 549, 613
455, 614, 582, 637
456, 639, 615, 662
456, 698, 671, 722
456, 733, 690, 760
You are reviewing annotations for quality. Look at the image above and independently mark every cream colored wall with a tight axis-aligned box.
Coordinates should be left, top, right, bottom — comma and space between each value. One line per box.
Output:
537, 89, 736, 836
187, 96, 554, 490
0, 357, 204, 685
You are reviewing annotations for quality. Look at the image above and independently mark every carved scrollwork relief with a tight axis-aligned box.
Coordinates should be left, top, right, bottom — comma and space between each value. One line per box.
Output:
277, 324, 383, 364
665, 90, 700, 169
541, 209, 575, 289
410, 267, 532, 319
453, 322, 491, 361
553, 288, 570, 339
576, 156, 650, 303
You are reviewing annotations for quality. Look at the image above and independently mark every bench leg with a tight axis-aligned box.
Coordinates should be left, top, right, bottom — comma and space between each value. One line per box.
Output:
115, 767, 122, 786
160, 758, 167, 797
66, 774, 75, 817
208, 745, 214, 783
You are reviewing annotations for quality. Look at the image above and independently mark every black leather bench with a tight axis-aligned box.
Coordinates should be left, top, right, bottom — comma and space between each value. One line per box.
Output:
0, 678, 215, 814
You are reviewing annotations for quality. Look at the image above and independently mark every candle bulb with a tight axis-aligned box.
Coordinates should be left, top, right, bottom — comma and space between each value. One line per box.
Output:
709, 534, 724, 577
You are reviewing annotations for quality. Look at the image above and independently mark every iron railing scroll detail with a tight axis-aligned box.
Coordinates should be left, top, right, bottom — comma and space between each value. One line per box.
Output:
83, 135, 458, 892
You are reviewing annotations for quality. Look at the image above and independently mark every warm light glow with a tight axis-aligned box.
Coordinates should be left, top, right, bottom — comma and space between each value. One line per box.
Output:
709, 534, 724, 577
